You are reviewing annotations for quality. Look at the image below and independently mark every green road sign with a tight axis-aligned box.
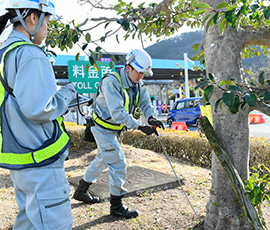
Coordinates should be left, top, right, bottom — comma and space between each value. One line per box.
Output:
68, 60, 115, 93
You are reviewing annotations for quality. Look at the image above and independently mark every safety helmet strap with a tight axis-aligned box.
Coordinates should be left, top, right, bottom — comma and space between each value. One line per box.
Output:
12, 9, 45, 42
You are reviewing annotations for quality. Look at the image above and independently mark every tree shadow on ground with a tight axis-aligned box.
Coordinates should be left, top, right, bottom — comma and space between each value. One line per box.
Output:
73, 214, 131, 230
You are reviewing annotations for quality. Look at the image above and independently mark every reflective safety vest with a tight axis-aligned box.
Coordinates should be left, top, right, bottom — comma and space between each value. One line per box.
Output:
0, 41, 71, 170
93, 71, 139, 131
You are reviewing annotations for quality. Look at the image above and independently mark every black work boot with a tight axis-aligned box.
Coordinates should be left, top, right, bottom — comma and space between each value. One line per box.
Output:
73, 179, 100, 204
110, 194, 139, 219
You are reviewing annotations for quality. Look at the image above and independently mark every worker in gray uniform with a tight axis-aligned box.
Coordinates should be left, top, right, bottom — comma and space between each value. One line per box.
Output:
73, 49, 164, 218
0, 0, 77, 229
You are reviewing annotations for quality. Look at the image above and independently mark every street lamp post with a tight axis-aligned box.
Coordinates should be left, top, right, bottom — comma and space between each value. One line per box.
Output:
184, 53, 194, 99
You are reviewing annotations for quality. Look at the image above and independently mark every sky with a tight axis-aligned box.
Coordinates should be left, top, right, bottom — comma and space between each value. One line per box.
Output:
0, 0, 196, 55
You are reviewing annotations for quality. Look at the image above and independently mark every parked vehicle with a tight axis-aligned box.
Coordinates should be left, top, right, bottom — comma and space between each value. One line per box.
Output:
167, 97, 202, 127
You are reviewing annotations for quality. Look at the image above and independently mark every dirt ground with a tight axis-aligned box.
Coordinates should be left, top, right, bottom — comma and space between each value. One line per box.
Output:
0, 145, 269, 230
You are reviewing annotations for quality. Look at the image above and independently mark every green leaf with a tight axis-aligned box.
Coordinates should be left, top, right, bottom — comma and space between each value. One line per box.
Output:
227, 3, 237, 11
82, 43, 88, 51
247, 180, 254, 190
216, 2, 228, 9
205, 14, 214, 32
75, 53, 80, 62
95, 46, 101, 52
85, 33, 91, 43
251, 4, 260, 13
264, 8, 270, 20
223, 91, 235, 107
213, 12, 219, 24
204, 85, 214, 101
258, 71, 265, 85
220, 18, 226, 34
116, 34, 120, 44
264, 91, 270, 101
202, 14, 211, 26
194, 3, 211, 9
193, 9, 208, 16
86, 63, 90, 73
195, 79, 210, 90
214, 98, 223, 113
122, 19, 130, 31
98, 51, 102, 60
228, 85, 242, 92
225, 10, 233, 23
72, 34, 79, 43
109, 61, 114, 69
89, 56, 95, 66
208, 73, 215, 82
105, 22, 110, 29
229, 96, 240, 114
245, 93, 257, 107
220, 80, 235, 87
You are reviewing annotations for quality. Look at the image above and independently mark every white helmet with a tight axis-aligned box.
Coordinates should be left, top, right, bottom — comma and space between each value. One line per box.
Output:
6, 0, 55, 15
6, 0, 55, 41
126, 49, 153, 76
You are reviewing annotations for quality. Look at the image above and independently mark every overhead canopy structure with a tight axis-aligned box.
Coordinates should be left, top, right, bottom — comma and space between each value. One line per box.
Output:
50, 54, 206, 83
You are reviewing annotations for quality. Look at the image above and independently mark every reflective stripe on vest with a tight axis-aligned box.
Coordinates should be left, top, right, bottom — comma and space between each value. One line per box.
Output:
93, 72, 139, 131
0, 42, 70, 168
0, 117, 70, 165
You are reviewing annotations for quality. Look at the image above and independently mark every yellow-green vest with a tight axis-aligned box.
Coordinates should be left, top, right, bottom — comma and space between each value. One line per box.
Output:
0, 41, 71, 169
93, 71, 139, 131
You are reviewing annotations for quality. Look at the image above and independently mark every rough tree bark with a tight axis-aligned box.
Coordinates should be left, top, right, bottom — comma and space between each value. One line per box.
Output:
201, 1, 270, 229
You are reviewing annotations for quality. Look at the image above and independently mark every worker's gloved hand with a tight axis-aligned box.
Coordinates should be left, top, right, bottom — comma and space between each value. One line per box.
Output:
148, 116, 165, 130
64, 83, 77, 99
138, 125, 157, 135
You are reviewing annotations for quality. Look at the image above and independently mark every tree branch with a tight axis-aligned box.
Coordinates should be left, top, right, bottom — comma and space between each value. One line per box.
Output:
251, 100, 270, 116
239, 29, 270, 48
78, 0, 115, 10
79, 0, 182, 30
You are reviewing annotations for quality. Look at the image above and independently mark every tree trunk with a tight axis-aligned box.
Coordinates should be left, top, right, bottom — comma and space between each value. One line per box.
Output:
202, 24, 251, 230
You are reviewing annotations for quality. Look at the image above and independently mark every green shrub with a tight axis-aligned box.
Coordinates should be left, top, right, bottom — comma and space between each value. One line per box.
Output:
65, 122, 270, 169
250, 137, 270, 169
245, 164, 270, 227
65, 122, 96, 152
121, 129, 212, 167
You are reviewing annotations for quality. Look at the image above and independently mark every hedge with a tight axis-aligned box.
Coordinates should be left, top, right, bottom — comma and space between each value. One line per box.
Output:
65, 122, 270, 169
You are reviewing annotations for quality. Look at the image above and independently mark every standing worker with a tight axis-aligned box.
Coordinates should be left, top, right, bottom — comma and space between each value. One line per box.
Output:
73, 49, 164, 218
0, 0, 77, 229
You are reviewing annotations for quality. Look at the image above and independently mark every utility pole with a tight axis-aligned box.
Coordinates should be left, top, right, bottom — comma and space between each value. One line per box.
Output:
184, 53, 194, 99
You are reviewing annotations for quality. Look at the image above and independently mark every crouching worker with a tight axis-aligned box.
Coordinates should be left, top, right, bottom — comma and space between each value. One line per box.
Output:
0, 1, 78, 229
73, 49, 164, 218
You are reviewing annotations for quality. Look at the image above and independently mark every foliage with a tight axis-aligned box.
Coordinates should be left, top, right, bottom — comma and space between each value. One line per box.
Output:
44, 1, 204, 70
245, 164, 270, 227
193, 1, 270, 58
190, 86, 204, 97
195, 72, 270, 114
191, 1, 270, 115
250, 137, 270, 171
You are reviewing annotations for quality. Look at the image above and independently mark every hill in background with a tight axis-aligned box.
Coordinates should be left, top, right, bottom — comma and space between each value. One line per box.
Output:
145, 30, 270, 73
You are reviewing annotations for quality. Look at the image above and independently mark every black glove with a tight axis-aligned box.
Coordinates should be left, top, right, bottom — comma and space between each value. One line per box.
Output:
148, 116, 165, 130
138, 125, 157, 135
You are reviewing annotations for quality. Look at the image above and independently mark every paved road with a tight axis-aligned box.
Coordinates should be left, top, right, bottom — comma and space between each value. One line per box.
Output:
158, 114, 270, 138
250, 115, 270, 138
